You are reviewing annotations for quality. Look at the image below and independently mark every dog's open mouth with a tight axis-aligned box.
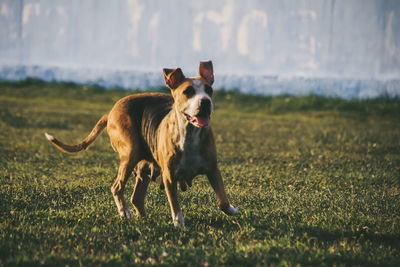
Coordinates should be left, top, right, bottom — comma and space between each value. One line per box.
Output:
185, 113, 210, 127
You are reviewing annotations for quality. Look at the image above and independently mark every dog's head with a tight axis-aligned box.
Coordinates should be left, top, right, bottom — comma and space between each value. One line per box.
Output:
163, 61, 214, 128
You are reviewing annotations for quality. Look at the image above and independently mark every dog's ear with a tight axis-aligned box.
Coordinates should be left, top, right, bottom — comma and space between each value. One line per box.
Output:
199, 60, 214, 85
163, 68, 185, 89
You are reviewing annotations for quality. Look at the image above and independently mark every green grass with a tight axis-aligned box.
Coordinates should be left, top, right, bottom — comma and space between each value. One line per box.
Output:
1, 79, 399, 266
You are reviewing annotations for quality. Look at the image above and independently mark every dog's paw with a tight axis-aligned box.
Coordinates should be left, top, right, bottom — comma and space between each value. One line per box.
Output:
222, 204, 239, 216
119, 208, 133, 219
173, 211, 185, 228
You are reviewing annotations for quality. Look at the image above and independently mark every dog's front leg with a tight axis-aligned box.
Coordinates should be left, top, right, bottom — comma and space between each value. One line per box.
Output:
162, 171, 185, 228
207, 167, 238, 216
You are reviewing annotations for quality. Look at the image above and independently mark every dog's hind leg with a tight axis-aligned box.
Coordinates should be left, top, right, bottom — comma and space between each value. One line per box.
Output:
131, 160, 152, 216
111, 152, 138, 219
109, 129, 140, 219
131, 177, 150, 217
108, 113, 141, 219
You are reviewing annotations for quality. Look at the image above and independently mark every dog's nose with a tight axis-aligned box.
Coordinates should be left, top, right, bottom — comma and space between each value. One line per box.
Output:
200, 98, 211, 110
199, 98, 211, 115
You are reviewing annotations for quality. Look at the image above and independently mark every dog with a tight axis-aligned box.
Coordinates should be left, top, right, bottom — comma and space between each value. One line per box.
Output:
45, 61, 238, 227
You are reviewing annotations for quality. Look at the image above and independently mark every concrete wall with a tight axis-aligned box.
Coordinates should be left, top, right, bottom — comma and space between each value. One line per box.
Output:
1, 0, 399, 98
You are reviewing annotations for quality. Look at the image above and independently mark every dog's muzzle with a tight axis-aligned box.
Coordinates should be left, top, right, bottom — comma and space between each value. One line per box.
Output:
185, 98, 212, 127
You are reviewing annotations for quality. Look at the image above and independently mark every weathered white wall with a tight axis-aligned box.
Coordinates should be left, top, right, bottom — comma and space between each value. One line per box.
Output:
0, 0, 399, 98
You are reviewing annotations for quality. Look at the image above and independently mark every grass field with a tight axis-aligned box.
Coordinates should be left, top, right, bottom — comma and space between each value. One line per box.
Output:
1, 79, 400, 266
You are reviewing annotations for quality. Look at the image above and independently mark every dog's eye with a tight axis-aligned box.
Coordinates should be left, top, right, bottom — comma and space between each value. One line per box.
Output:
205, 85, 213, 97
183, 86, 195, 98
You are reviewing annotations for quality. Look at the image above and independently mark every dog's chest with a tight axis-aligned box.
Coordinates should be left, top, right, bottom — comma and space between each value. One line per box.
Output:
173, 129, 207, 180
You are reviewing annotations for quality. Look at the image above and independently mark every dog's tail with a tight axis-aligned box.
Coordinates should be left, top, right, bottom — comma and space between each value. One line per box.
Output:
44, 114, 108, 153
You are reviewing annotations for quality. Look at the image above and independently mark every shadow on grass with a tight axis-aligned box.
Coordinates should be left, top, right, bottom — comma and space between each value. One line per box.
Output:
296, 225, 400, 248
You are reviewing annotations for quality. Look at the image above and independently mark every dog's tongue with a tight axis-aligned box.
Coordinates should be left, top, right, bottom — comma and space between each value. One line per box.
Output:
194, 116, 210, 127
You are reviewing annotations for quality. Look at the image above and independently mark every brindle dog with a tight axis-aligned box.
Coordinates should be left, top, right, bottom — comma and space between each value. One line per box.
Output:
45, 61, 238, 227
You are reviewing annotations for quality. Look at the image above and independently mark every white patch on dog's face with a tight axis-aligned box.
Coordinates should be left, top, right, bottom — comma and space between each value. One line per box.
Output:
185, 79, 213, 117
